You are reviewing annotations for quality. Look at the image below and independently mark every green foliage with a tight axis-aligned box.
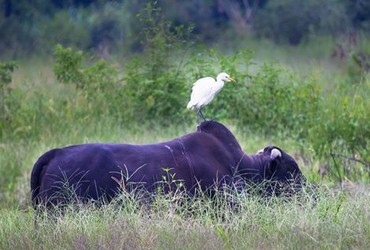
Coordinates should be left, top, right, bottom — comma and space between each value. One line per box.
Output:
2, 0, 370, 57
51, 3, 196, 127
0, 61, 17, 87
0, 61, 18, 137
308, 84, 370, 179
346, 52, 370, 83
235, 63, 321, 139
254, 0, 349, 44
122, 1, 193, 125
346, 0, 370, 30
53, 44, 123, 120
123, 55, 190, 125
53, 44, 84, 86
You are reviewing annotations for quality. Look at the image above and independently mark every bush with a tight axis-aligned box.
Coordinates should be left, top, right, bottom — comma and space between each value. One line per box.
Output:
53, 44, 124, 120
122, 2, 194, 126
308, 83, 370, 180
234, 63, 321, 139
0, 61, 18, 137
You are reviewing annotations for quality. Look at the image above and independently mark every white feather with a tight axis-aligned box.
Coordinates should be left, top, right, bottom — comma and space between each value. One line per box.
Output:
187, 77, 219, 109
187, 72, 234, 110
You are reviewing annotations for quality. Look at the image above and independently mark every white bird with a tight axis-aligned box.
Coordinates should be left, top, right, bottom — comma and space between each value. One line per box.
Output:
187, 72, 235, 123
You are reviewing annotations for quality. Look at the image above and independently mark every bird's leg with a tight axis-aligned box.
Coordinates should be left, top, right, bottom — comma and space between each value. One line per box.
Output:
196, 110, 202, 124
199, 109, 207, 121
197, 108, 207, 124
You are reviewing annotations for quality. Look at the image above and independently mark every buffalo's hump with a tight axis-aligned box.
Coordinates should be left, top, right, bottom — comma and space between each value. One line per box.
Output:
31, 121, 304, 206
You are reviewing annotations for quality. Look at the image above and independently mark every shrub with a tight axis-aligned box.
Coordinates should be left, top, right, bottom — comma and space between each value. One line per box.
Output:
0, 61, 18, 137
308, 84, 370, 180
234, 63, 321, 139
122, 1, 194, 125
53, 44, 124, 120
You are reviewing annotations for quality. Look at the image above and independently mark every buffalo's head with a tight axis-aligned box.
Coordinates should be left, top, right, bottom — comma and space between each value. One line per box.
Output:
256, 146, 305, 195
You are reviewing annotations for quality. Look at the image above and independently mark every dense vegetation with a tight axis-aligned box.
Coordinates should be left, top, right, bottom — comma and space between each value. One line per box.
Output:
1, 0, 370, 57
0, 1, 369, 249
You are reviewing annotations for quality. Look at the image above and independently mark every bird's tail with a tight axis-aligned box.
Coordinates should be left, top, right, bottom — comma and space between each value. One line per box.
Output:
186, 101, 195, 110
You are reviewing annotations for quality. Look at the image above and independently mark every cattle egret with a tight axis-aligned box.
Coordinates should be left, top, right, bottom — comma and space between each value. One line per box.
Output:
187, 72, 235, 123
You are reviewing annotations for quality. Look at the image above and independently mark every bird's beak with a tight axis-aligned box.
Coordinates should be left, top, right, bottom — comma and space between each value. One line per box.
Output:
227, 77, 236, 82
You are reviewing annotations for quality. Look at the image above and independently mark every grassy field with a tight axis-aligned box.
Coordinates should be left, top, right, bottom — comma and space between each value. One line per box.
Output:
1, 185, 370, 249
1, 37, 370, 249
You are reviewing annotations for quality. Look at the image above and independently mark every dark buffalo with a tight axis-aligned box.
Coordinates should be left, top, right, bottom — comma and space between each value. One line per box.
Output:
31, 121, 304, 207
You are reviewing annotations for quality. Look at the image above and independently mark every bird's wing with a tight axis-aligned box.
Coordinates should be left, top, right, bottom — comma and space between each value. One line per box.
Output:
187, 77, 215, 109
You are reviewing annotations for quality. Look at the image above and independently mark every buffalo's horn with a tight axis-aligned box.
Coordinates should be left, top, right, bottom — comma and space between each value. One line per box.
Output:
270, 148, 282, 159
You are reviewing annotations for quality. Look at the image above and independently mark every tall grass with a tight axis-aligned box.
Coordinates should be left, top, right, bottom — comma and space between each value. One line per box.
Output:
1, 186, 369, 249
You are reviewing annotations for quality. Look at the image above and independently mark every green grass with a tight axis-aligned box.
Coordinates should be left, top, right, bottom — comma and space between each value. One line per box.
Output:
1, 186, 369, 249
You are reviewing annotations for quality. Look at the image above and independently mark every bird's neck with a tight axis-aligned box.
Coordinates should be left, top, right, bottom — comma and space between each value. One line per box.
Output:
214, 79, 225, 93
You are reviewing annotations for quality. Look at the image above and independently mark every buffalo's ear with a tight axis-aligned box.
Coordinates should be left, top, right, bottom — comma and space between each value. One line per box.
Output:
266, 148, 281, 178
270, 148, 281, 160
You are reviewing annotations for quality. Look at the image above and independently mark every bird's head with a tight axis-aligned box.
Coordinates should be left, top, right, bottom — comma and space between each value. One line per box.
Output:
217, 72, 236, 83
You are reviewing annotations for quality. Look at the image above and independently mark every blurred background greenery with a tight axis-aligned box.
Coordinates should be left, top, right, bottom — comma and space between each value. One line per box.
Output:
0, 0, 369, 57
